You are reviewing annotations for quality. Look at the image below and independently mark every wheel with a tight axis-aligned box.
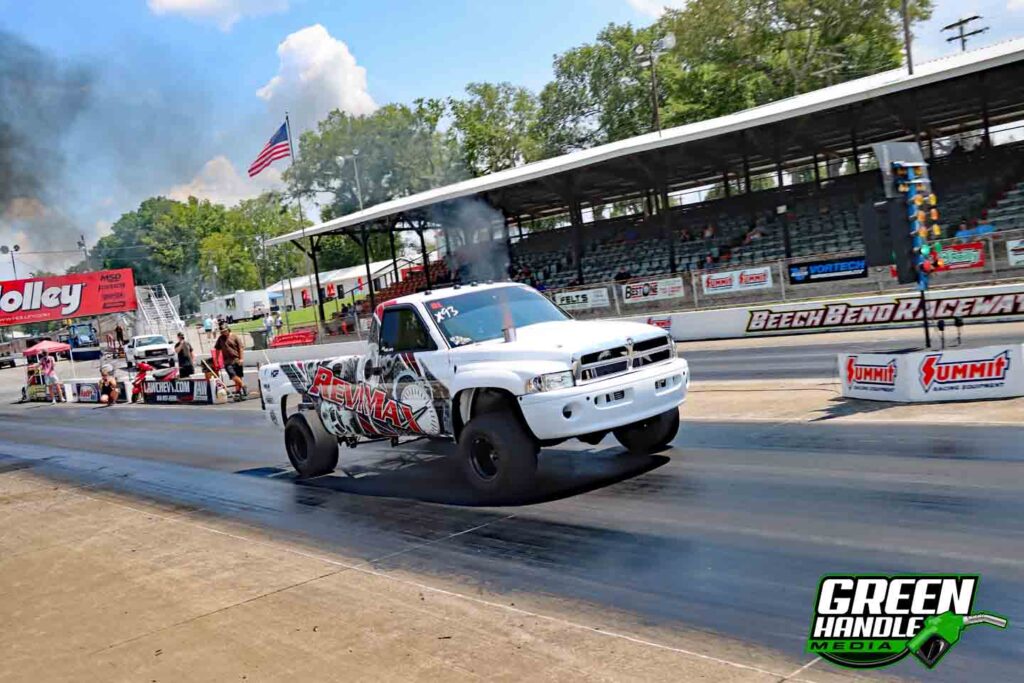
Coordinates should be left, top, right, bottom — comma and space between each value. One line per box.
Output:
613, 408, 680, 454
284, 412, 339, 477
457, 413, 538, 499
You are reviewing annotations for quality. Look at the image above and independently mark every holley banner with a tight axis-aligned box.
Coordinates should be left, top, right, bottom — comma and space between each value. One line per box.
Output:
0, 269, 136, 327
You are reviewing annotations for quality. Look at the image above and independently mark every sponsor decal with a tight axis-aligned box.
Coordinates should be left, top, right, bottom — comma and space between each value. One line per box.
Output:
622, 277, 685, 304
845, 357, 897, 391
936, 242, 985, 271
78, 384, 96, 402
0, 269, 136, 326
919, 350, 1011, 393
747, 292, 1024, 332
788, 257, 867, 285
308, 366, 423, 433
808, 575, 1006, 670
1006, 239, 1024, 267
646, 316, 671, 330
702, 266, 773, 295
554, 288, 611, 311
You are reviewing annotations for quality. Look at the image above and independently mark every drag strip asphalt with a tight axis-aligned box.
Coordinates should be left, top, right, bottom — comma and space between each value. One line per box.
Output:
1, 401, 1022, 682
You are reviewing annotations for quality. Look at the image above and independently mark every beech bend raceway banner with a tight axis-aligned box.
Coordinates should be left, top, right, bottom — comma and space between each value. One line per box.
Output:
0, 269, 137, 326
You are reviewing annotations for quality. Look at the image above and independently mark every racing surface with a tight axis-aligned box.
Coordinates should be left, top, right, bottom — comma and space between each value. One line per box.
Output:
1, 392, 1022, 681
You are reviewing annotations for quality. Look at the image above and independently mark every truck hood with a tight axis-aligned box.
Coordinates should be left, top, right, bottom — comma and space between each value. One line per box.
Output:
451, 319, 668, 364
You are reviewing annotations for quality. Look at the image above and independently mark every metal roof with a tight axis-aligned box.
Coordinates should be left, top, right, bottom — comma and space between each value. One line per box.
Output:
269, 37, 1024, 247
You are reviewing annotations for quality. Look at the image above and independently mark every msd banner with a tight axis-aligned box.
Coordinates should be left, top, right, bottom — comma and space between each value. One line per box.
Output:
702, 266, 773, 295
839, 344, 1024, 402
0, 269, 136, 327
622, 277, 685, 304
937, 241, 986, 271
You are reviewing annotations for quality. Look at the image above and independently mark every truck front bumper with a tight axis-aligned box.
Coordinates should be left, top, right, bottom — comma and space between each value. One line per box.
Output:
517, 358, 689, 441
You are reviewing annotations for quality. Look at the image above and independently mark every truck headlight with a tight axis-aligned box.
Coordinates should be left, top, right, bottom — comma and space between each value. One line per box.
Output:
525, 371, 575, 393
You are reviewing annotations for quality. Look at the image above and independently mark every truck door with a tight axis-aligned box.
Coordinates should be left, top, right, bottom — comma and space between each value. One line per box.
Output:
376, 305, 452, 437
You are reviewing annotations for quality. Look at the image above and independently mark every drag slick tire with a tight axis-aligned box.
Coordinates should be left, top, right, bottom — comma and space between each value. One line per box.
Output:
284, 412, 339, 478
613, 408, 679, 454
458, 413, 538, 500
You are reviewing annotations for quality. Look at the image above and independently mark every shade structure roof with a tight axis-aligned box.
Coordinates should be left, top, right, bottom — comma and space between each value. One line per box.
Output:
268, 37, 1024, 247
23, 340, 72, 357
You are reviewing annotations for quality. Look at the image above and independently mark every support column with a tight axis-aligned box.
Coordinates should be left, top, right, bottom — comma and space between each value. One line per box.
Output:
775, 159, 792, 259
502, 214, 512, 280
360, 227, 376, 312
813, 153, 821, 190
741, 133, 752, 195
980, 73, 992, 147
851, 121, 861, 174
569, 198, 584, 284
418, 227, 431, 289
658, 183, 676, 273
722, 170, 731, 198
388, 226, 399, 288
309, 237, 326, 328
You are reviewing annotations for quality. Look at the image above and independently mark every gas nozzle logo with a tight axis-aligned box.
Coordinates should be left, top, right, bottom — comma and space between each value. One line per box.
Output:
808, 575, 1007, 670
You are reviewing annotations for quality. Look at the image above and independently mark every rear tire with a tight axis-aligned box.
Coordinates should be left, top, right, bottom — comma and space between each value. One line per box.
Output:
457, 413, 538, 500
284, 412, 339, 478
613, 408, 680, 454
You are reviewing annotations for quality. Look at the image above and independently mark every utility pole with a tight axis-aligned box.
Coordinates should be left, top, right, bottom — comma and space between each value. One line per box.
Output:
941, 16, 989, 52
77, 235, 89, 270
633, 33, 676, 135
901, 0, 915, 75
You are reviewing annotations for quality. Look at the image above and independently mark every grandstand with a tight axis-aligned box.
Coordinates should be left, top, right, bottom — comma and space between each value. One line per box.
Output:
268, 38, 1024, 311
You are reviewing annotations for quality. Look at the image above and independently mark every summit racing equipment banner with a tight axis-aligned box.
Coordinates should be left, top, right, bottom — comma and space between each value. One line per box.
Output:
621, 277, 685, 304
808, 574, 1007, 670
788, 257, 867, 285
553, 288, 611, 311
936, 241, 985, 271
839, 344, 1024, 402
0, 269, 136, 327
1006, 239, 1024, 267
701, 266, 773, 295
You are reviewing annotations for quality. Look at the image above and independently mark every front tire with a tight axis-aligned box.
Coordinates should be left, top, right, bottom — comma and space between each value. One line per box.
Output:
457, 413, 538, 500
613, 408, 680, 454
284, 412, 339, 478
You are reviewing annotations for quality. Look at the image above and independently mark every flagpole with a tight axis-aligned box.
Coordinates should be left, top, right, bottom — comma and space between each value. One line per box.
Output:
284, 112, 325, 337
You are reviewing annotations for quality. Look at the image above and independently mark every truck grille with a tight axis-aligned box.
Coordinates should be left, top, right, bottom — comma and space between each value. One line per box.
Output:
577, 335, 672, 383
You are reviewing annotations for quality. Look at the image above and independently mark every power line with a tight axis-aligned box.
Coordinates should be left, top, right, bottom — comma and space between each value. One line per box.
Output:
941, 16, 989, 52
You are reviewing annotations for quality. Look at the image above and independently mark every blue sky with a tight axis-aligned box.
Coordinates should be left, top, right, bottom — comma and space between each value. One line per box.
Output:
0, 0, 1022, 279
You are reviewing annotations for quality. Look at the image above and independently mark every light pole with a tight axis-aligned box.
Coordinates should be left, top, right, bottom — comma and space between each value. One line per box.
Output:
634, 34, 676, 135
338, 149, 365, 211
0, 244, 20, 279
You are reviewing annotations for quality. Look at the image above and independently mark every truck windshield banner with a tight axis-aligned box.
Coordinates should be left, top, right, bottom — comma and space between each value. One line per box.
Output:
702, 266, 773, 295
622, 277, 685, 304
788, 257, 867, 285
0, 269, 136, 327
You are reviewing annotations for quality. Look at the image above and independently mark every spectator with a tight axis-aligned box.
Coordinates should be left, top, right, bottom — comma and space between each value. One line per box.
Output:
203, 315, 214, 340
98, 365, 120, 406
613, 267, 633, 282
39, 351, 62, 404
214, 325, 247, 400
705, 254, 715, 267
263, 312, 274, 341
114, 322, 125, 349
175, 332, 195, 378
703, 223, 716, 240
567, 276, 581, 287
274, 312, 284, 336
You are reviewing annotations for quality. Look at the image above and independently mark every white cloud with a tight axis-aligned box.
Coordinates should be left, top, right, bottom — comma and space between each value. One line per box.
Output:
167, 156, 283, 206
627, 0, 688, 17
148, 0, 288, 31
1010, 0, 1024, 11
257, 24, 377, 134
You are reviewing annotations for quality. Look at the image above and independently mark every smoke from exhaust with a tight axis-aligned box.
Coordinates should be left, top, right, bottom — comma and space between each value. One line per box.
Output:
0, 30, 93, 273
433, 198, 511, 283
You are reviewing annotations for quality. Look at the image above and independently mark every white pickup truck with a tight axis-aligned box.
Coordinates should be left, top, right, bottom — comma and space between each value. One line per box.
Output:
259, 282, 689, 498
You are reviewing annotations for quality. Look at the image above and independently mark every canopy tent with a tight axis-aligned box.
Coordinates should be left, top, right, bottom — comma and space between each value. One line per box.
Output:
22, 340, 71, 357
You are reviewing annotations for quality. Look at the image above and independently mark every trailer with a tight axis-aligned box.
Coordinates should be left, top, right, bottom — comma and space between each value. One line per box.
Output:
199, 289, 271, 322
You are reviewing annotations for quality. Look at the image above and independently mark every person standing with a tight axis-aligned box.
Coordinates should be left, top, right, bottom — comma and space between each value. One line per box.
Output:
203, 315, 214, 340
213, 325, 247, 399
175, 332, 195, 378
263, 312, 274, 342
274, 312, 284, 336
114, 322, 125, 350
39, 351, 62, 404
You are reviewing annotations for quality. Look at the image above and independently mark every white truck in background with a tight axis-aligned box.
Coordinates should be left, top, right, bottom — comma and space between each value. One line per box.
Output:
259, 282, 689, 499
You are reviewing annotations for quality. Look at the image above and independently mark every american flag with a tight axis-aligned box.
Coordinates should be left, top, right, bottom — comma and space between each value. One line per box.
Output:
248, 122, 290, 177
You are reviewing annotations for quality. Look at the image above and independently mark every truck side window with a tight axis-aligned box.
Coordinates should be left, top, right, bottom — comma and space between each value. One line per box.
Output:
379, 308, 436, 353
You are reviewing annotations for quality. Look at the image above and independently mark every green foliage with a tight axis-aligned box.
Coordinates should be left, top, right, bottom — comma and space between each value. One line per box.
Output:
449, 82, 541, 175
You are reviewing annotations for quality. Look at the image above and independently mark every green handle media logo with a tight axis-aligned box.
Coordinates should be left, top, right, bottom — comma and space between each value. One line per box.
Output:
807, 575, 1008, 669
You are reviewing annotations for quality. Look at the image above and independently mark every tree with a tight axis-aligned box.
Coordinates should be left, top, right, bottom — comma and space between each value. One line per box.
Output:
448, 82, 541, 175
227, 192, 306, 288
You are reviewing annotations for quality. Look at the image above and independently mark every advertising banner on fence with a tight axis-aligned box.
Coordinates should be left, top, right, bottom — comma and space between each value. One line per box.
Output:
840, 344, 1024, 402
1007, 239, 1024, 267
143, 378, 216, 405
71, 379, 130, 403
0, 269, 136, 327
622, 277, 684, 304
937, 241, 986, 271
553, 288, 611, 311
788, 257, 867, 285
702, 266, 773, 295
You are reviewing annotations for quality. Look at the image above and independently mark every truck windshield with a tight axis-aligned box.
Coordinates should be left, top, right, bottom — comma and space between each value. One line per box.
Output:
135, 336, 167, 346
426, 286, 568, 346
